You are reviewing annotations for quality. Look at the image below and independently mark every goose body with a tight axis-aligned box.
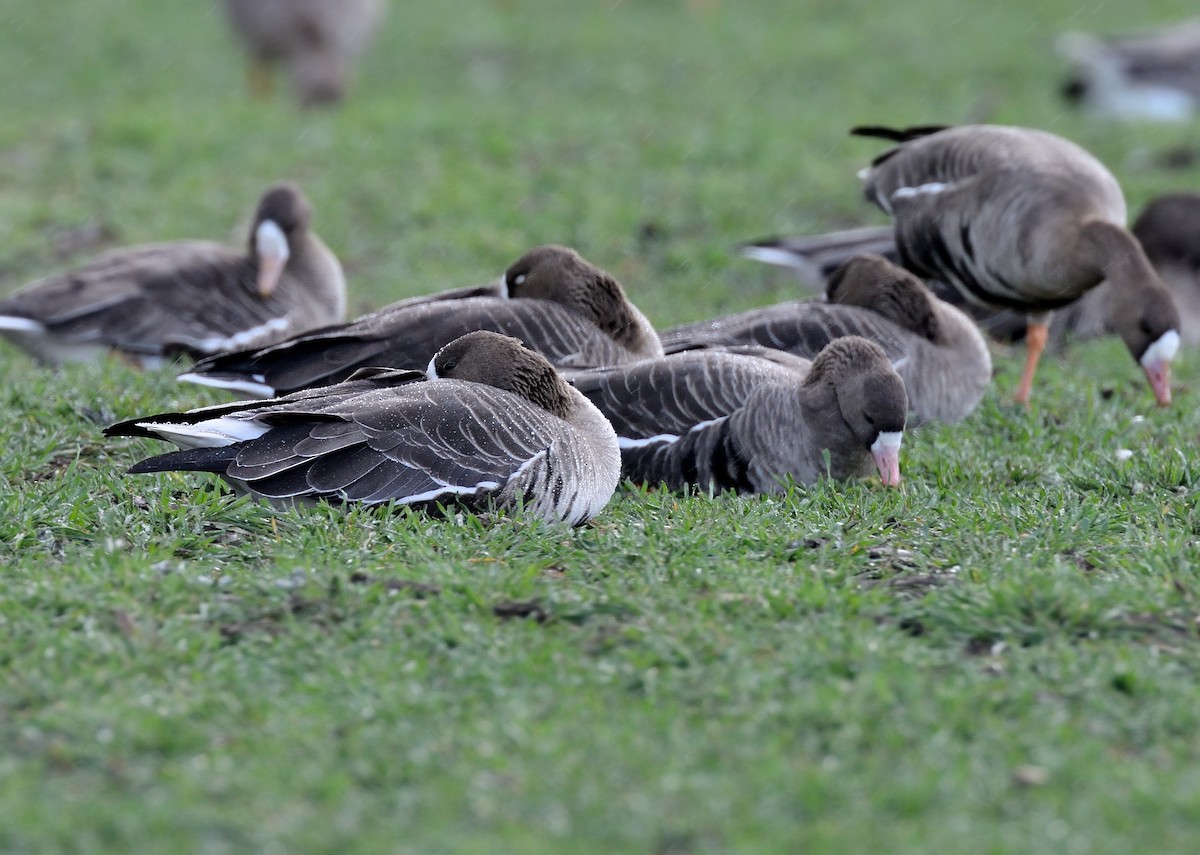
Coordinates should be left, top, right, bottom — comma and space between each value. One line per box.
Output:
568, 336, 907, 493
106, 332, 620, 526
180, 245, 662, 398
0, 184, 345, 368
662, 255, 989, 426
1058, 19, 1200, 122
224, 0, 385, 106
853, 123, 1180, 406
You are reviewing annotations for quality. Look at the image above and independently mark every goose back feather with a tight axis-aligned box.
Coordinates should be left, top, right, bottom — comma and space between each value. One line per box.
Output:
568, 336, 907, 492
661, 255, 989, 426
106, 331, 620, 526
180, 244, 662, 397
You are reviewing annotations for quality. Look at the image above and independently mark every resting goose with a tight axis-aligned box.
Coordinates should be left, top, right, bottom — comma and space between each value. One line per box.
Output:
1057, 19, 1200, 122
661, 254, 990, 426
0, 184, 345, 368
851, 123, 1180, 406
180, 244, 662, 397
224, 0, 385, 106
105, 332, 620, 526
567, 336, 907, 492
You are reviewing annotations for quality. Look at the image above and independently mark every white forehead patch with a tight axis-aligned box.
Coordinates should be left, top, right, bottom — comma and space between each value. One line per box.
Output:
255, 219, 290, 262
496, 274, 510, 299
426, 353, 439, 380
871, 430, 903, 453
1141, 329, 1180, 368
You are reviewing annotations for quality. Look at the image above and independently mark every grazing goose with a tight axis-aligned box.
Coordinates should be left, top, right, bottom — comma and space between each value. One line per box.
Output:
661, 255, 990, 426
0, 184, 345, 368
180, 244, 662, 397
224, 0, 385, 106
1057, 19, 1200, 122
851, 123, 1180, 406
105, 332, 620, 526
568, 336, 907, 492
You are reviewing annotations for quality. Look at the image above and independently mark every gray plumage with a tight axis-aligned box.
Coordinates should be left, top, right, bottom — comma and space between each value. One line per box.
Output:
568, 335, 907, 493
662, 255, 990, 426
0, 183, 345, 367
224, 0, 385, 106
1058, 19, 1200, 122
852, 123, 1180, 405
180, 244, 662, 397
105, 331, 620, 526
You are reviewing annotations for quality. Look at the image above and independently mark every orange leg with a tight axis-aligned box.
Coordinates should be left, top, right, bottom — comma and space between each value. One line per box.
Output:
1014, 321, 1049, 406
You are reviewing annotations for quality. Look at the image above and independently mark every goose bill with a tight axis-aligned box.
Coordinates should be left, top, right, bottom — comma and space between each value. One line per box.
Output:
254, 219, 290, 298
1141, 329, 1179, 407
870, 431, 903, 487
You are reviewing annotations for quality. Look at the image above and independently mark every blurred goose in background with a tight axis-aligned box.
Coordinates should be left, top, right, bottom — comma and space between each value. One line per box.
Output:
106, 332, 620, 526
850, 123, 1180, 406
224, 0, 385, 106
1057, 19, 1200, 122
661, 255, 990, 426
180, 244, 663, 397
743, 191, 1200, 350
568, 336, 907, 492
0, 183, 345, 368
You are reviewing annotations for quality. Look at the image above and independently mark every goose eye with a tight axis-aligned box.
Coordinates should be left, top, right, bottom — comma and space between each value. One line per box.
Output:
863, 412, 876, 427
1139, 320, 1154, 336
441, 360, 457, 373
513, 273, 527, 286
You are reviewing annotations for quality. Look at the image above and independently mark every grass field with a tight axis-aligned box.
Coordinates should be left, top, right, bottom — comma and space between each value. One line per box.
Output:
4, 0, 1200, 851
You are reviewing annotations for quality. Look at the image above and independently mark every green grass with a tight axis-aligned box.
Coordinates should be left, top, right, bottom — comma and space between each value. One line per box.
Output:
4, 0, 1200, 851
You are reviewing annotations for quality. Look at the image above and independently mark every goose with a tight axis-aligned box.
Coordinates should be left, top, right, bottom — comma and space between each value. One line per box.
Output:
105, 331, 620, 526
567, 336, 906, 492
661, 254, 990, 426
850, 123, 1180, 407
1057, 19, 1200, 122
0, 183, 346, 368
179, 244, 663, 398
224, 0, 385, 106
742, 193, 1200, 351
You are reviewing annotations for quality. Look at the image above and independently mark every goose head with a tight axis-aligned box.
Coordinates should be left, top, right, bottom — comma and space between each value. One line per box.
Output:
826, 254, 941, 341
428, 330, 574, 418
502, 245, 662, 356
806, 336, 908, 486
251, 183, 312, 299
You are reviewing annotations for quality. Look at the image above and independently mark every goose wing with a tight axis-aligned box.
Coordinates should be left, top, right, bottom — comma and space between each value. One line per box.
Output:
113, 379, 560, 506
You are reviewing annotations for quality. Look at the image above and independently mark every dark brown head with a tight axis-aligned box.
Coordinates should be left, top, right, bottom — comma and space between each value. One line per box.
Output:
427, 330, 575, 419
250, 183, 314, 297
1111, 280, 1181, 407
502, 245, 659, 353
826, 254, 940, 342
805, 336, 907, 485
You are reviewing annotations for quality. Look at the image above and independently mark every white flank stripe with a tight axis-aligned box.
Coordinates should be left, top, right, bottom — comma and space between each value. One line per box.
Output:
892, 182, 949, 200
177, 372, 276, 398
1141, 329, 1180, 368
401, 481, 500, 505
618, 415, 729, 449
193, 316, 291, 354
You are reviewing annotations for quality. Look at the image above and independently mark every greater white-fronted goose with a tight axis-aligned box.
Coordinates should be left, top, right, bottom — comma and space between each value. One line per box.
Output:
661, 255, 990, 426
179, 244, 663, 397
851, 123, 1181, 406
105, 331, 620, 526
224, 0, 385, 106
741, 191, 1200, 349
0, 183, 346, 368
567, 336, 907, 492
1057, 19, 1200, 121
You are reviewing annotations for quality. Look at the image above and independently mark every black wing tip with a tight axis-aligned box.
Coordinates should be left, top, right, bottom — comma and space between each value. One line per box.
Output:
850, 124, 951, 142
